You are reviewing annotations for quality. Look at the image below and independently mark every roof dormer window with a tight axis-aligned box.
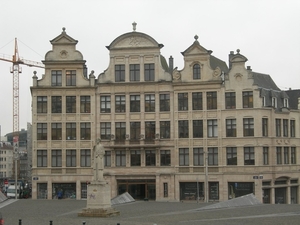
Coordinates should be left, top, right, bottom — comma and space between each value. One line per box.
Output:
283, 98, 289, 108
272, 97, 277, 108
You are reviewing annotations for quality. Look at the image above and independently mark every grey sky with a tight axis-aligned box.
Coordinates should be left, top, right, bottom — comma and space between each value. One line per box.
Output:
0, 0, 299, 135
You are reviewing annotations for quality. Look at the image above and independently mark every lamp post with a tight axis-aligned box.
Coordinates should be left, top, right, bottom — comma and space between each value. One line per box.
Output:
205, 151, 208, 203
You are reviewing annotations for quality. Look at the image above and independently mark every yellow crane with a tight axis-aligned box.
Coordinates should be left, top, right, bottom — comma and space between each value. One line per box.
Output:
0, 38, 44, 195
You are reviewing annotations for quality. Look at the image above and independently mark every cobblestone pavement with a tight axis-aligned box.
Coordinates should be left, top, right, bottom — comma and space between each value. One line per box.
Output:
1, 199, 300, 225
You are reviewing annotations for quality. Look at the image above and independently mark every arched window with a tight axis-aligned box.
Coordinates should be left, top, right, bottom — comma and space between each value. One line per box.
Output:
193, 64, 201, 79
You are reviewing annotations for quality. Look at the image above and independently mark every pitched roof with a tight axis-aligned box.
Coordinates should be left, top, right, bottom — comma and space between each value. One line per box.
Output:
285, 89, 300, 110
252, 72, 280, 91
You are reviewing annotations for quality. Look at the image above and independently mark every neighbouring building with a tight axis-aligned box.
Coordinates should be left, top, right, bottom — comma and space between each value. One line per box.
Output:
30, 25, 300, 204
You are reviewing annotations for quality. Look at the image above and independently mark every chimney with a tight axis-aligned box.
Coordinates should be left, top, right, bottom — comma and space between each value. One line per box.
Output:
228, 51, 234, 69
169, 56, 174, 74
247, 66, 252, 71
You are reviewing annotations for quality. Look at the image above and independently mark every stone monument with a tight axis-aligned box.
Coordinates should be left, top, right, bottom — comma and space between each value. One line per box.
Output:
78, 139, 120, 217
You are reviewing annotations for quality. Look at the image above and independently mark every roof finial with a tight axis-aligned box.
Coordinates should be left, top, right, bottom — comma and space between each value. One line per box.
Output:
194, 35, 199, 43
236, 49, 240, 54
132, 21, 137, 32
62, 27, 66, 33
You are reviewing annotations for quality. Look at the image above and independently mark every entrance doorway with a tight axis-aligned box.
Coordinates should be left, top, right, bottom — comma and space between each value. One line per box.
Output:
117, 179, 155, 200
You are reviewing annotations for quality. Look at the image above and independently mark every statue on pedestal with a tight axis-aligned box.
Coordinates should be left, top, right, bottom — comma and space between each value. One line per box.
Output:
93, 138, 105, 182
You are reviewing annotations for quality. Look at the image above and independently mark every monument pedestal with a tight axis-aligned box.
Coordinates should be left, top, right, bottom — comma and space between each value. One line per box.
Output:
78, 181, 120, 217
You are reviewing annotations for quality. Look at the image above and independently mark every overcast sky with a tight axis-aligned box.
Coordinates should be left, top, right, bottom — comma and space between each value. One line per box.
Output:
0, 0, 299, 136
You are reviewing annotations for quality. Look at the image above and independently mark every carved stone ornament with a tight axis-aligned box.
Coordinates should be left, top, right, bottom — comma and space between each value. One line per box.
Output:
234, 73, 243, 78
172, 70, 181, 80
60, 50, 68, 59
129, 36, 141, 46
212, 67, 221, 77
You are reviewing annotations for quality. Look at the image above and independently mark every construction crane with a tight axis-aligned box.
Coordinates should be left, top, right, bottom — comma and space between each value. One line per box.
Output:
0, 38, 44, 197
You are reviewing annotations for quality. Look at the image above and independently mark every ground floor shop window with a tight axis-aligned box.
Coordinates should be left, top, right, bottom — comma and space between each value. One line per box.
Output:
81, 182, 88, 199
291, 186, 298, 204
52, 183, 76, 199
275, 187, 286, 204
209, 182, 219, 200
228, 182, 254, 199
37, 183, 47, 199
263, 188, 271, 203
117, 179, 155, 200
180, 182, 204, 201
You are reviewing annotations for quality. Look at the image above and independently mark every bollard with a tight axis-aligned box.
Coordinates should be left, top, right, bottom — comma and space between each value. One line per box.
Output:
19, 219, 22, 225
117, 223, 120, 225
49, 221, 53, 225
82, 222, 86, 225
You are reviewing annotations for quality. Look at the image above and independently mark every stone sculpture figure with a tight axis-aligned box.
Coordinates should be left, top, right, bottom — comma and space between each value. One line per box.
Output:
93, 138, 105, 181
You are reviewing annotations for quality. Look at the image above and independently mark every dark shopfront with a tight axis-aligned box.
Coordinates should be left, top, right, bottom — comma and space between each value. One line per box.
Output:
117, 179, 156, 200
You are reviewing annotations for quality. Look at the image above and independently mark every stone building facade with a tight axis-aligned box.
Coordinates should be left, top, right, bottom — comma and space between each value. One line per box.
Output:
30, 25, 300, 204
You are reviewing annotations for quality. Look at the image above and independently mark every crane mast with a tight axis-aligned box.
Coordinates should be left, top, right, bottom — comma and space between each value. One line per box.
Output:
0, 38, 44, 146
11, 38, 21, 147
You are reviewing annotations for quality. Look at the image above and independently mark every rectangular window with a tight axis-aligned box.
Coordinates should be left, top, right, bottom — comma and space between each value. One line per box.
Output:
208, 147, 218, 166
284, 147, 289, 164
193, 148, 204, 166
100, 96, 111, 113
178, 93, 188, 111
146, 150, 156, 166
243, 118, 254, 136
192, 92, 202, 110
51, 150, 62, 167
243, 91, 253, 108
66, 96, 76, 113
244, 147, 255, 165
276, 119, 281, 137
66, 150, 76, 167
115, 65, 125, 82
226, 119, 236, 137
130, 122, 140, 141
291, 147, 296, 164
160, 150, 170, 166
37, 150, 47, 167
80, 149, 91, 167
104, 151, 111, 167
144, 63, 155, 81
130, 95, 140, 112
130, 150, 141, 166
130, 64, 140, 81
179, 148, 189, 166
115, 122, 126, 141
276, 147, 282, 164
290, 120, 295, 137
160, 121, 170, 139
51, 96, 62, 113
225, 92, 236, 109
263, 147, 269, 165
116, 150, 126, 166
80, 123, 91, 140
37, 96, 47, 113
80, 96, 90, 113
207, 119, 218, 137
160, 94, 170, 111
51, 70, 62, 86
178, 120, 189, 138
37, 123, 47, 140
66, 70, 76, 86
193, 120, 203, 138
115, 95, 126, 113
145, 121, 155, 140
193, 64, 201, 79
283, 119, 288, 137
51, 123, 62, 140
226, 147, 237, 165
100, 122, 111, 140
145, 94, 155, 112
66, 123, 76, 140
262, 118, 268, 137
207, 92, 217, 110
